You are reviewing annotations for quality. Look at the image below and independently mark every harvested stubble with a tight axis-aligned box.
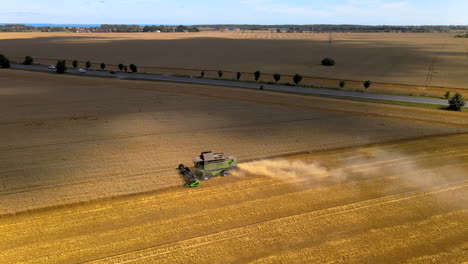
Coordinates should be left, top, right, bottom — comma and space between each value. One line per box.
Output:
1, 69, 468, 215
0, 133, 467, 263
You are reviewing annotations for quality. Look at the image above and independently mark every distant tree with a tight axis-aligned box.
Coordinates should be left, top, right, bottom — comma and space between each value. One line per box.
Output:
254, 70, 261, 82
124, 66, 128, 72
363, 80, 372, 90
56, 60, 67, 74
118, 64, 124, 71
85, 61, 91, 70
72, 60, 78, 69
448, 93, 465, 111
339, 80, 345, 88
218, 70, 223, 78
0, 54, 11, 68
129, 64, 137, 72
321, 57, 336, 66
176, 25, 188, 32
23, 56, 34, 65
293, 74, 303, 85
444, 91, 451, 99
273, 73, 281, 83
201, 70, 205, 78
236, 72, 241, 80
100, 63, 106, 71
276, 28, 281, 33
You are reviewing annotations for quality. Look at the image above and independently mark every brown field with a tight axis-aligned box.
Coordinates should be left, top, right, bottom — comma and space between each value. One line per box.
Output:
0, 70, 467, 263
1, 31, 468, 97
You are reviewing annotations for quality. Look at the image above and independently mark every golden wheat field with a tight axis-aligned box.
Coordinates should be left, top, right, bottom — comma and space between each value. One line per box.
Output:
0, 69, 467, 263
1, 31, 468, 95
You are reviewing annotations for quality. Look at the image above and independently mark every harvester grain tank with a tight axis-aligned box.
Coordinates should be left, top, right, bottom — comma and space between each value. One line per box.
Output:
178, 151, 237, 187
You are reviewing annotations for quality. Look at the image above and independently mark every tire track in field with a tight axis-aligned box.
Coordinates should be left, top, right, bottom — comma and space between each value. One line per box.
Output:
5, 178, 461, 262
2, 145, 467, 216
251, 212, 467, 264
423, 41, 447, 88
3, 145, 464, 195
0, 117, 326, 151
2, 144, 467, 217
0, 174, 428, 261
464, 38, 468, 64
84, 182, 467, 264
0, 159, 447, 227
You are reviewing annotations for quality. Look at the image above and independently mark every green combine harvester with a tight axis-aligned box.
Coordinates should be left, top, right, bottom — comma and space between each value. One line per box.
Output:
178, 151, 237, 187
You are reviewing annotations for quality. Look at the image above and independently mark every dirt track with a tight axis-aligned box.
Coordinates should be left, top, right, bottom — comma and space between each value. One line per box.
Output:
0, 133, 466, 263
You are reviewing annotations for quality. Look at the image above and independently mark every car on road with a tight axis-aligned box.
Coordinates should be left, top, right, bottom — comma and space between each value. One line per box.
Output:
78, 69, 87, 73
110, 70, 116, 74
48, 65, 56, 69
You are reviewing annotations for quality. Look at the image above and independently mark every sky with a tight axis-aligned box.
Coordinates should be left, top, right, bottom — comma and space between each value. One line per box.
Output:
1, 0, 467, 25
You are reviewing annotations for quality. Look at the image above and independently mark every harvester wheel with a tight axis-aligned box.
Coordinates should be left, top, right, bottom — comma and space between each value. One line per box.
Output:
221, 170, 229, 177
203, 171, 211, 180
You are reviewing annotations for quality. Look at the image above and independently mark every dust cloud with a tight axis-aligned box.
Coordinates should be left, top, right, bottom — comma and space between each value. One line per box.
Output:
233, 148, 468, 191
233, 159, 346, 184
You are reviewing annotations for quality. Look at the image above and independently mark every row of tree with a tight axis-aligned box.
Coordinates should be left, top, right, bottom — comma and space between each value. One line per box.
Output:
0, 54, 465, 111
203, 70, 369, 89
0, 24, 200, 33
0, 24, 69, 32
99, 24, 200, 32
2, 24, 467, 33
202, 69, 466, 110
195, 24, 468, 33
57, 60, 138, 73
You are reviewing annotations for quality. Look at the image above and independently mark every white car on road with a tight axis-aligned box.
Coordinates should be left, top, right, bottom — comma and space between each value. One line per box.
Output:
78, 69, 87, 73
48, 65, 56, 69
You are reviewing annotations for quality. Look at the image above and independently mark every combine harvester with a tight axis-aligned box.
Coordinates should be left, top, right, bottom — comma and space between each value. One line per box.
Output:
178, 151, 237, 187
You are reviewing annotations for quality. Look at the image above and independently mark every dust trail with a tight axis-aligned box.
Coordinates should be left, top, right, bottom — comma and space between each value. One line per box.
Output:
233, 148, 468, 195
233, 159, 346, 184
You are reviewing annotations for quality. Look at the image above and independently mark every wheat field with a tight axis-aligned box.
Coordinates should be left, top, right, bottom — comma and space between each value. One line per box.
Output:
0, 133, 467, 263
0, 70, 467, 263
1, 70, 467, 215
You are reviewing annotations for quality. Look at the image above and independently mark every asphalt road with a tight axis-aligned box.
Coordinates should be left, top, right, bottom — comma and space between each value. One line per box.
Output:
12, 64, 449, 106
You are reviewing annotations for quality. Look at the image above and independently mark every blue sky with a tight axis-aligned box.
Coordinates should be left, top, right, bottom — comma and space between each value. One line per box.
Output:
1, 0, 467, 25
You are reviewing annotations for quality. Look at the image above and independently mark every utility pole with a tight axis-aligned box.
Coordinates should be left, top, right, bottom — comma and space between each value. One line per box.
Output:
328, 32, 333, 58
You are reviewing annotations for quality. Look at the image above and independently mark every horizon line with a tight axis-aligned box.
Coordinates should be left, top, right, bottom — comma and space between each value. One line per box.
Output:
1, 23, 467, 27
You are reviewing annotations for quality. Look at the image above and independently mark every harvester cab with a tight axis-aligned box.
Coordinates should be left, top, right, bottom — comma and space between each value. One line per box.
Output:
178, 151, 237, 187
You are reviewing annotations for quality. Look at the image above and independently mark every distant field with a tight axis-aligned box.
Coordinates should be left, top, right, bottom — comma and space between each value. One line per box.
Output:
1, 31, 467, 96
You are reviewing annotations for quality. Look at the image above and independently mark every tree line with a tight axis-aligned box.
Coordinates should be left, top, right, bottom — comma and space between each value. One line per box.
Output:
195, 24, 468, 33
0, 24, 70, 32
0, 54, 465, 111
0, 24, 200, 33
2, 24, 467, 33
99, 24, 199, 32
